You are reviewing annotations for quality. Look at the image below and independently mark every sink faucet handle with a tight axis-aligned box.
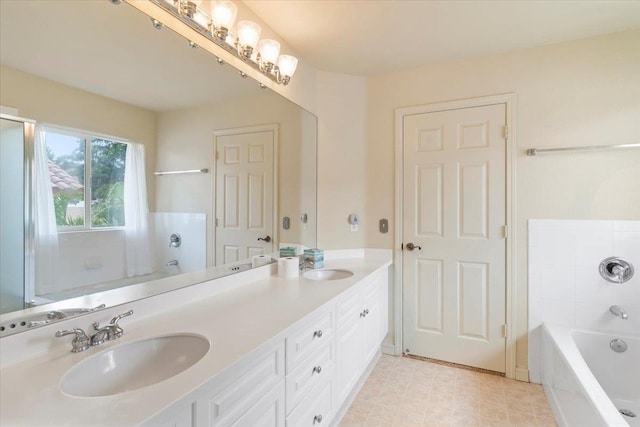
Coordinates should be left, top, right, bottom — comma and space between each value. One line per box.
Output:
110, 309, 134, 325
55, 328, 91, 353
106, 309, 134, 340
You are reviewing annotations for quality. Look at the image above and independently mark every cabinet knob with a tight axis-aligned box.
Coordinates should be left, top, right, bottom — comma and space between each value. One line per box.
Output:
312, 365, 322, 375
313, 414, 323, 424
313, 330, 323, 339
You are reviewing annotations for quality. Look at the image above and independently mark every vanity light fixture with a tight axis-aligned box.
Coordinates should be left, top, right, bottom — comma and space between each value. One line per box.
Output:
211, 1, 237, 42
236, 20, 261, 59
258, 39, 280, 73
180, 0, 201, 19
136, 0, 299, 85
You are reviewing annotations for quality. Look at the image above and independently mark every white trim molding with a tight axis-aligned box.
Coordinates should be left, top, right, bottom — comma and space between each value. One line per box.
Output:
394, 93, 518, 379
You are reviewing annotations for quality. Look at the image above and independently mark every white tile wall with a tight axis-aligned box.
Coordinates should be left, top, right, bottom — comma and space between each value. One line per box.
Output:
149, 212, 206, 274
528, 219, 640, 383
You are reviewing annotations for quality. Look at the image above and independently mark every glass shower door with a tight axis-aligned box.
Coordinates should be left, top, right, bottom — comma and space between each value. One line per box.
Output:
0, 117, 29, 314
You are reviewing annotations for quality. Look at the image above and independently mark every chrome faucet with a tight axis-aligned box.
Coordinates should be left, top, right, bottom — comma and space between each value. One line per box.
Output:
56, 309, 134, 352
91, 310, 134, 346
55, 328, 91, 353
166, 259, 179, 267
610, 305, 628, 320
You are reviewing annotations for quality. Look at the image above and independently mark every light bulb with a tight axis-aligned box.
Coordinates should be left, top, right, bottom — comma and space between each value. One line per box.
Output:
259, 39, 280, 65
278, 55, 298, 79
237, 20, 261, 49
193, 10, 209, 28
211, 1, 237, 30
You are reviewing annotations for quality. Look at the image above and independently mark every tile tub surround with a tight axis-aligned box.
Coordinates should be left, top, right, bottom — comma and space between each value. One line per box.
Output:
340, 354, 556, 427
528, 219, 640, 384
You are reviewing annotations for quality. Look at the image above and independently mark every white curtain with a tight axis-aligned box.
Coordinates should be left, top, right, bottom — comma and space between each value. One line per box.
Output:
124, 143, 152, 277
33, 126, 60, 295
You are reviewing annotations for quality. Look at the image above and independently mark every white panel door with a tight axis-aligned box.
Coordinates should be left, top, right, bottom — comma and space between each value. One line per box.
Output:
402, 103, 507, 373
215, 127, 275, 265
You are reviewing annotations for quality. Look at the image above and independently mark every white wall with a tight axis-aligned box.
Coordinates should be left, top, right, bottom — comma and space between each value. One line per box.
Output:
528, 219, 640, 383
364, 29, 640, 373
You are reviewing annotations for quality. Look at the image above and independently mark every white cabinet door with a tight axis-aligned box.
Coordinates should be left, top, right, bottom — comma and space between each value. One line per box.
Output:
377, 271, 389, 344
157, 404, 193, 427
199, 342, 284, 427
231, 381, 285, 427
335, 316, 364, 405
362, 287, 380, 365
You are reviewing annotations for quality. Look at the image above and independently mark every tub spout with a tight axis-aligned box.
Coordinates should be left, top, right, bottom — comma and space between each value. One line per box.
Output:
165, 259, 179, 267
609, 305, 628, 320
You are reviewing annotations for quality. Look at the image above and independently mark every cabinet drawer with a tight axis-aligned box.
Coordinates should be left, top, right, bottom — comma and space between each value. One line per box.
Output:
286, 378, 333, 427
208, 342, 285, 426
286, 341, 334, 412
285, 308, 334, 373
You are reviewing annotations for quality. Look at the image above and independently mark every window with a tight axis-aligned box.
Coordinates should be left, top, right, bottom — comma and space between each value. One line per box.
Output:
45, 128, 127, 229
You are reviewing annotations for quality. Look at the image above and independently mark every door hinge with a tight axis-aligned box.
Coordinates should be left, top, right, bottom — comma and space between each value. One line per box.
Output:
503, 126, 509, 140
501, 324, 508, 338
215, 151, 219, 161
502, 225, 509, 239
215, 218, 219, 227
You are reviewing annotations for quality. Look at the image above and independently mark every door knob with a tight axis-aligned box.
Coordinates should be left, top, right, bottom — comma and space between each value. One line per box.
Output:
257, 236, 271, 243
405, 242, 422, 251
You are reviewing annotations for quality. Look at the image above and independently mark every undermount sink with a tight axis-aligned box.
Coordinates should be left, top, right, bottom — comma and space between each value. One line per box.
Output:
304, 269, 354, 281
61, 334, 210, 397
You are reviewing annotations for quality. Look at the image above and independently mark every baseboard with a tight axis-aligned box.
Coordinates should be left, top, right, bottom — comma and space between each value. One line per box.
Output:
330, 352, 381, 427
381, 343, 396, 355
515, 367, 530, 382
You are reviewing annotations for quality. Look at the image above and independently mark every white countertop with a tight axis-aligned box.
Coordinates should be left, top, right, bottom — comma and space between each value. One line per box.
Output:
0, 250, 391, 426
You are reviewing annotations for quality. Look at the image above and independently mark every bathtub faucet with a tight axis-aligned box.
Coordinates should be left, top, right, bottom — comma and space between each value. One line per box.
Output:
165, 259, 179, 267
609, 305, 628, 320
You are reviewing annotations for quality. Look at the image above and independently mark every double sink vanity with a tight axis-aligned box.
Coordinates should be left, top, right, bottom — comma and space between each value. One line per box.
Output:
0, 249, 391, 426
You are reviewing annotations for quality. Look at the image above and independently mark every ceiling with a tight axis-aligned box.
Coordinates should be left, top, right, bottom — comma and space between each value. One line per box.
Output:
242, 0, 640, 76
0, 1, 263, 112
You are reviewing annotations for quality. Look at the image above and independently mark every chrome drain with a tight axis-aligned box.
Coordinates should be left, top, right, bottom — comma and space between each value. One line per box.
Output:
620, 408, 637, 418
610, 339, 628, 353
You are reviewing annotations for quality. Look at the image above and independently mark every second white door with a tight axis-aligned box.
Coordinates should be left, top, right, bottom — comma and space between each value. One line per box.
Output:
214, 125, 276, 265
402, 103, 507, 373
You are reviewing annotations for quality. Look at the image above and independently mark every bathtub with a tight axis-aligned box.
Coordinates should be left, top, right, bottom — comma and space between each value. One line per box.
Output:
542, 323, 639, 427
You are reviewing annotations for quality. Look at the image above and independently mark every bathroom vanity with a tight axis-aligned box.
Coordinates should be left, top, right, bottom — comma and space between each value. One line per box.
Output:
0, 250, 391, 426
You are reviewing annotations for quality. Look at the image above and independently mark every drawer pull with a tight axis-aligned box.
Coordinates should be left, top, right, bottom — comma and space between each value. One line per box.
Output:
312, 365, 322, 375
313, 414, 323, 424
313, 330, 323, 339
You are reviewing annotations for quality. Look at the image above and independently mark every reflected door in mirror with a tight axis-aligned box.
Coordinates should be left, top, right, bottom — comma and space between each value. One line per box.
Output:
215, 125, 276, 265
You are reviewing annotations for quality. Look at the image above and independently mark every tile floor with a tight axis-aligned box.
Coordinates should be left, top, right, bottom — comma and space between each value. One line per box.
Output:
340, 355, 558, 427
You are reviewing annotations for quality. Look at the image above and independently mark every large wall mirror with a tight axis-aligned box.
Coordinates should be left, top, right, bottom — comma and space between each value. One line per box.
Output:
0, 0, 317, 335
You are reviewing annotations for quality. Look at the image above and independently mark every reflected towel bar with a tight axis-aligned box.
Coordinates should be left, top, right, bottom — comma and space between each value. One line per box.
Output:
526, 143, 640, 156
154, 169, 209, 176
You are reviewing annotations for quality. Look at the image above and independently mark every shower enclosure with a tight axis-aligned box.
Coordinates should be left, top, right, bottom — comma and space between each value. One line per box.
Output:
0, 114, 34, 314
